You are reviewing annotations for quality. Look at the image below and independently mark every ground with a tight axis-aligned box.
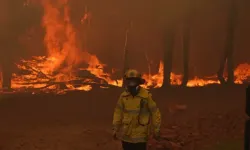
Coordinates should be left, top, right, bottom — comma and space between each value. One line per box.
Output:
0, 85, 247, 150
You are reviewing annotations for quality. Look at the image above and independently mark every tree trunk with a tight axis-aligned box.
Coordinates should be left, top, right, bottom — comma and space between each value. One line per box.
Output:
181, 0, 192, 86
1, 53, 13, 90
123, 28, 130, 75
245, 85, 250, 150
217, 0, 237, 84
0, 0, 33, 90
122, 21, 132, 87
181, 22, 190, 86
162, 27, 175, 87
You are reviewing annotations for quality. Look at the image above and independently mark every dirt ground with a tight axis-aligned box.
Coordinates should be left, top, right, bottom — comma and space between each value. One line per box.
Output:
0, 85, 247, 150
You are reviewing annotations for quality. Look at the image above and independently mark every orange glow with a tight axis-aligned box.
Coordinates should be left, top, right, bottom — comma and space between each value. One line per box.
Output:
234, 63, 250, 84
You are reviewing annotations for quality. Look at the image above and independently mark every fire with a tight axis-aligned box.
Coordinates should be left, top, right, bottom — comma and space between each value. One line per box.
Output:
234, 63, 250, 84
42, 0, 85, 72
0, 1, 249, 93
142, 62, 182, 88
143, 61, 250, 88
85, 55, 123, 87
187, 76, 220, 87
10, 0, 122, 93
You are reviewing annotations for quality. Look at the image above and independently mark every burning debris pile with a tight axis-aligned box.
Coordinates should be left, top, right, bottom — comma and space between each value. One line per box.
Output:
0, 0, 249, 93
7, 0, 123, 93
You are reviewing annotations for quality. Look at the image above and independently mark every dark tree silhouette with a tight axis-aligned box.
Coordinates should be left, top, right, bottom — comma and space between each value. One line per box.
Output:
0, 0, 41, 89
245, 85, 250, 149
181, 1, 192, 86
217, 0, 238, 84
122, 21, 132, 87
162, 26, 175, 87
181, 24, 190, 86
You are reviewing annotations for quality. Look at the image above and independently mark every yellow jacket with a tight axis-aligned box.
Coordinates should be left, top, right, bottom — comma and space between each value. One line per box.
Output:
112, 87, 161, 143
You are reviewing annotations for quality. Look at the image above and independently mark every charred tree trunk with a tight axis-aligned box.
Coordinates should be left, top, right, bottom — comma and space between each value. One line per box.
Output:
245, 85, 250, 150
181, 21, 190, 86
181, 0, 192, 86
162, 27, 175, 87
217, 0, 237, 84
0, 0, 38, 90
122, 21, 132, 87
123, 28, 130, 75
0, 44, 13, 90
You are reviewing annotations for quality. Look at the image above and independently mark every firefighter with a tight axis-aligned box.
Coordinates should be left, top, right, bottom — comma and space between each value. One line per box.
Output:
112, 69, 161, 150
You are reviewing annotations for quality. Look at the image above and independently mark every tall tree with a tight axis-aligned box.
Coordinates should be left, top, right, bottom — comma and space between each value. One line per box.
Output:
217, 0, 237, 84
0, 0, 41, 90
162, 26, 175, 87
181, 1, 192, 86
181, 0, 195, 86
122, 20, 132, 87
181, 23, 190, 86
0, 0, 23, 90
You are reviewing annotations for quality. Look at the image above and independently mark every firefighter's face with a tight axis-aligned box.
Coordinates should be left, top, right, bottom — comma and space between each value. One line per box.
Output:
125, 78, 140, 87
125, 78, 140, 96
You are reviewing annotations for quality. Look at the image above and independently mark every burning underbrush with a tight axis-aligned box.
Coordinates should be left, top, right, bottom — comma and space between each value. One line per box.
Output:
5, 57, 250, 94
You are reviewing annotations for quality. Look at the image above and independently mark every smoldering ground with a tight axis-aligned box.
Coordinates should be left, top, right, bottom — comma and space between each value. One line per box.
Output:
0, 86, 246, 150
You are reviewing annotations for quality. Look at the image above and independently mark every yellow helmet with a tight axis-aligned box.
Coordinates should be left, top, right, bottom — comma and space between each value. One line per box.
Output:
124, 69, 142, 79
124, 69, 145, 84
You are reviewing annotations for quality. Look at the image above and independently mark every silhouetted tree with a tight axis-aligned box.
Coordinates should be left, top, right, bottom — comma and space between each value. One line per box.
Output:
162, 27, 175, 87
122, 20, 132, 87
181, 0, 192, 86
217, 0, 237, 84
181, 24, 190, 86
245, 85, 250, 149
0, 0, 41, 89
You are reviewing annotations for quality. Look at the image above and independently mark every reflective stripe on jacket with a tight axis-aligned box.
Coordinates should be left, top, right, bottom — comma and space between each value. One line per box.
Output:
112, 87, 161, 143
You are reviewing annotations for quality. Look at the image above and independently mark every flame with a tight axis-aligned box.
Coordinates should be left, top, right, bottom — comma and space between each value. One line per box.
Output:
0, 1, 250, 93
142, 61, 182, 88
11, 0, 122, 93
234, 63, 250, 84
142, 61, 250, 88
42, 0, 85, 72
